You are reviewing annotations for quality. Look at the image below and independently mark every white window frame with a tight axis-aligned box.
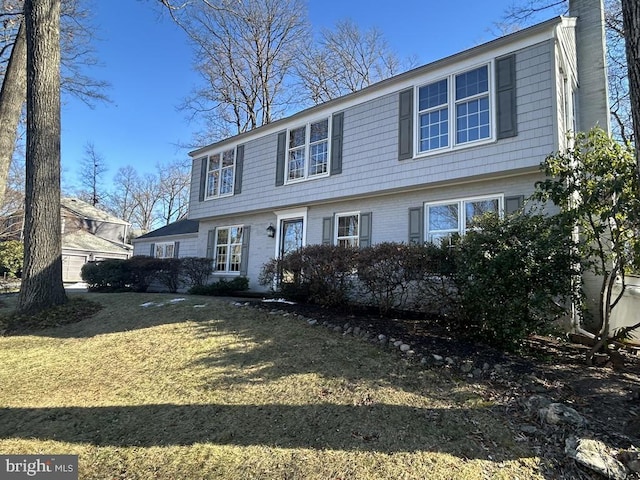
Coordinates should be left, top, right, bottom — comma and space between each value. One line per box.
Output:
155, 242, 175, 259
335, 211, 360, 247
213, 225, 243, 274
425, 194, 503, 244
204, 147, 236, 200
416, 62, 495, 156
285, 117, 331, 184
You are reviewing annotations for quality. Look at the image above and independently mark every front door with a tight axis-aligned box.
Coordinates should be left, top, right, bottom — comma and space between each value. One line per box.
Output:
279, 218, 304, 257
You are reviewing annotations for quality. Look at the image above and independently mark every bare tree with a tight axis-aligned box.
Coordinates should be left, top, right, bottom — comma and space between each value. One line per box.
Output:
297, 20, 414, 104
76, 141, 108, 206
131, 173, 161, 233
157, 159, 190, 225
104, 165, 139, 225
0, 0, 109, 213
164, 0, 309, 142
0, 16, 25, 206
18, 0, 67, 313
500, 0, 632, 144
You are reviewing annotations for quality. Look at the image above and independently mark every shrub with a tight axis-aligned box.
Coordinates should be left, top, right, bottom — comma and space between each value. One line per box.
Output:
261, 245, 357, 307
450, 212, 577, 350
188, 276, 249, 296
0, 240, 23, 278
81, 259, 129, 292
180, 257, 213, 288
125, 256, 165, 292
154, 258, 182, 293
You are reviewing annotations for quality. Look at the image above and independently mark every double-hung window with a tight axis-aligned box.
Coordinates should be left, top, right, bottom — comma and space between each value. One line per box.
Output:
426, 195, 501, 244
287, 119, 329, 182
154, 242, 175, 259
206, 148, 235, 199
418, 64, 491, 154
214, 226, 243, 273
336, 213, 359, 247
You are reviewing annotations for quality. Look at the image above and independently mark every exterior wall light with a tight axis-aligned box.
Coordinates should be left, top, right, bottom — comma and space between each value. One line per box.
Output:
266, 224, 276, 238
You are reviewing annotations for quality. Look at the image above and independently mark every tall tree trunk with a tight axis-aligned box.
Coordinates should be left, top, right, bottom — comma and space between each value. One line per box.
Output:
18, 0, 67, 313
0, 20, 27, 206
622, 0, 640, 188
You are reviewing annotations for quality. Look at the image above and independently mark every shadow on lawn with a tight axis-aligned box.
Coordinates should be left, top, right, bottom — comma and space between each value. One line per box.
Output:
0, 403, 517, 459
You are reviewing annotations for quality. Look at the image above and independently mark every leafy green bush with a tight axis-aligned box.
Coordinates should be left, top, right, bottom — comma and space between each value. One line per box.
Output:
124, 256, 165, 292
81, 258, 130, 292
451, 212, 578, 350
0, 240, 23, 278
188, 276, 249, 296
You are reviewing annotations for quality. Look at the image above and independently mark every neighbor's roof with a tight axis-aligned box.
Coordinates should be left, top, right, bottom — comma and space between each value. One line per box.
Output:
133, 219, 200, 241
61, 197, 130, 226
63, 230, 132, 254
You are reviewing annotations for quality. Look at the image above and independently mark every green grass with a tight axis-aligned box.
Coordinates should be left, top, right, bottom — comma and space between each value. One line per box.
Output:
0, 292, 545, 479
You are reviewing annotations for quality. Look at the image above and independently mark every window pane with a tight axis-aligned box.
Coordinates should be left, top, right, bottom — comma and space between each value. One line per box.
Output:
419, 79, 448, 111
455, 65, 488, 100
229, 245, 242, 272
337, 215, 358, 237
217, 228, 228, 244
465, 199, 499, 228
220, 167, 234, 194
222, 149, 235, 167
165, 244, 174, 258
419, 107, 449, 151
208, 154, 220, 171
309, 142, 328, 175
288, 149, 305, 179
456, 96, 490, 144
289, 126, 306, 148
428, 204, 458, 230
230, 227, 243, 244
310, 119, 328, 143
207, 171, 219, 198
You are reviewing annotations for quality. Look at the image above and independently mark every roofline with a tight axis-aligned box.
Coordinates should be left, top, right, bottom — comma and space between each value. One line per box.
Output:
189, 15, 564, 157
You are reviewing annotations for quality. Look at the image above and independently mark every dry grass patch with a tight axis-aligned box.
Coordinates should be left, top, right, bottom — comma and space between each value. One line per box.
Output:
0, 292, 545, 479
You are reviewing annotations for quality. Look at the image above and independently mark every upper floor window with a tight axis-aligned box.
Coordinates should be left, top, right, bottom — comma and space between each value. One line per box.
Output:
155, 242, 175, 259
426, 195, 501, 244
418, 64, 491, 154
214, 225, 243, 273
206, 148, 235, 199
287, 119, 329, 182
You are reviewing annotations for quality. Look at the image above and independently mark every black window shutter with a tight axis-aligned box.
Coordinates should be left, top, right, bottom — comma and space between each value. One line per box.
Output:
330, 112, 344, 175
408, 207, 424, 244
505, 195, 524, 215
206, 230, 215, 259
150, 243, 155, 257
496, 54, 517, 139
359, 212, 372, 248
240, 226, 251, 276
234, 145, 244, 195
276, 131, 286, 186
174, 241, 180, 258
198, 156, 208, 202
322, 217, 334, 245
398, 88, 414, 160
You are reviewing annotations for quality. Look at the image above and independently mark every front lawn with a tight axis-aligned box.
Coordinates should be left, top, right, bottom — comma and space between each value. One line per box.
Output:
0, 292, 545, 479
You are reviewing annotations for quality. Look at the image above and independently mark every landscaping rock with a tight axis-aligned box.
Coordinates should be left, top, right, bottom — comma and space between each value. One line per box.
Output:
565, 436, 627, 480
377, 334, 387, 343
618, 450, 640, 473
540, 403, 586, 428
460, 360, 474, 374
400, 343, 411, 352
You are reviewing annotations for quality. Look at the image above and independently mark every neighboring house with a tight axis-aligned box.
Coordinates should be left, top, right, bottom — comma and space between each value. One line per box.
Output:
3, 197, 133, 282
145, 0, 610, 301
132, 218, 200, 258
61, 198, 133, 282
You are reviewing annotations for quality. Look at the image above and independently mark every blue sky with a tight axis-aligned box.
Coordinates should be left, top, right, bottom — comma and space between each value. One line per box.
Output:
60, 0, 554, 191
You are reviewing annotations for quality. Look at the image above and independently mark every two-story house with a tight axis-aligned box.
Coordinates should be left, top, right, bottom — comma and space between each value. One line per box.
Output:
134, 0, 609, 302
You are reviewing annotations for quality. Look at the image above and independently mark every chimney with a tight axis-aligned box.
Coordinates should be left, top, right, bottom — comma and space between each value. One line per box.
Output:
570, 0, 610, 133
